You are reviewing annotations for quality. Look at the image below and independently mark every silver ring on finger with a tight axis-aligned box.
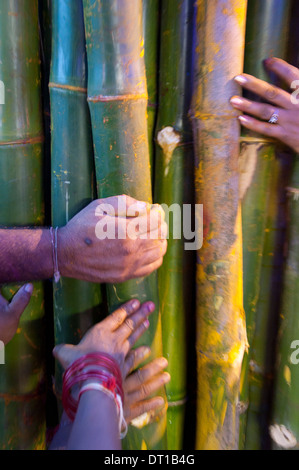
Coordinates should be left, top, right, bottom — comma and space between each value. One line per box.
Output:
268, 111, 279, 124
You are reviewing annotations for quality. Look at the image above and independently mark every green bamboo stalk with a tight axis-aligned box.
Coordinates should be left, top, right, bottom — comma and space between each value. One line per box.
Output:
191, 0, 248, 450
83, 0, 167, 450
269, 2, 299, 451
269, 157, 299, 450
50, 0, 103, 399
143, 0, 160, 172
0, 0, 46, 449
154, 0, 194, 450
239, 0, 292, 449
243, 156, 284, 449
39, 0, 52, 226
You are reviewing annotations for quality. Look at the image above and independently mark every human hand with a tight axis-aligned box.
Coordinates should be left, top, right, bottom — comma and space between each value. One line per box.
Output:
123, 355, 170, 424
53, 299, 155, 379
57, 195, 168, 284
0, 284, 33, 345
230, 57, 299, 152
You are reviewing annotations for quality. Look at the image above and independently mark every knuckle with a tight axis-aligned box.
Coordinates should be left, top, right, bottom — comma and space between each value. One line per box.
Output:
112, 310, 125, 326
122, 241, 133, 256
265, 85, 279, 101
141, 383, 149, 398
124, 318, 135, 331
128, 350, 136, 368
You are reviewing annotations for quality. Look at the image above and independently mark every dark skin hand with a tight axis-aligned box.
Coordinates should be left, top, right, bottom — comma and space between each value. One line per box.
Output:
52, 300, 170, 450
0, 195, 168, 284
0, 284, 33, 345
230, 57, 299, 153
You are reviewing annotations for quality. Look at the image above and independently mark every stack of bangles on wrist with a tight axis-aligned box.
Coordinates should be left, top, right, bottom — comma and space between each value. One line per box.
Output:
62, 353, 128, 439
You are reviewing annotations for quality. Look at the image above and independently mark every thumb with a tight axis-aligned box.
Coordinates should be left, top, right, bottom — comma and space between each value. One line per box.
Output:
7, 284, 33, 321
53, 343, 78, 370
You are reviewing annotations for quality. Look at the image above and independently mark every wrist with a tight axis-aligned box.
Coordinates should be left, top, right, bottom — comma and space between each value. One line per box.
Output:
56, 226, 73, 278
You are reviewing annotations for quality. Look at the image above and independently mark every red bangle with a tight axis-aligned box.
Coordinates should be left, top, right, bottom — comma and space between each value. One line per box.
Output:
62, 352, 124, 421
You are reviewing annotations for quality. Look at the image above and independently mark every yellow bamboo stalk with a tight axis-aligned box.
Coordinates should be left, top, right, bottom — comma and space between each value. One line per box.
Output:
191, 0, 248, 450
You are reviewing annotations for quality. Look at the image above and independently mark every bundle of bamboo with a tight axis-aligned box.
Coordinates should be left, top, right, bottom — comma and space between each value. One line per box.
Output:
83, 0, 167, 450
0, 0, 46, 450
191, 0, 248, 450
50, 0, 103, 399
2, 0, 299, 451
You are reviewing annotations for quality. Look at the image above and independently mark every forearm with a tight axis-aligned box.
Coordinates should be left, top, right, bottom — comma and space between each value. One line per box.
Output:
67, 391, 121, 450
0, 228, 54, 283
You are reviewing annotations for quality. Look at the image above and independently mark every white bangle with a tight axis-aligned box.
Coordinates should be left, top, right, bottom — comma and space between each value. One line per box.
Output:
50, 227, 61, 283
79, 382, 128, 439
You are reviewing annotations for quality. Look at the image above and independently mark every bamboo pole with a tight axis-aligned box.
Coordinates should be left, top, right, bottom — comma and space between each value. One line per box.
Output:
243, 156, 285, 449
269, 158, 299, 450
191, 0, 248, 450
50, 0, 103, 399
239, 0, 292, 449
143, 0, 160, 172
154, 0, 195, 450
83, 0, 167, 450
269, 2, 299, 451
0, 0, 46, 449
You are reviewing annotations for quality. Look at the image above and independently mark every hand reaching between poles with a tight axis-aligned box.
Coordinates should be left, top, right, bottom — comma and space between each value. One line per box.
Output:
0, 284, 33, 345
230, 57, 299, 153
0, 195, 168, 285
51, 299, 170, 450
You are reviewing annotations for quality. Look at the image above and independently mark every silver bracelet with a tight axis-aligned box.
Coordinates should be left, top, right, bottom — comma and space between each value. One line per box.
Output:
50, 227, 61, 283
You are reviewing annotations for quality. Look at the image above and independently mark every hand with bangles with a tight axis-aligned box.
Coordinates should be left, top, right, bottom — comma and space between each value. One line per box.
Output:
230, 57, 299, 152
50, 299, 170, 450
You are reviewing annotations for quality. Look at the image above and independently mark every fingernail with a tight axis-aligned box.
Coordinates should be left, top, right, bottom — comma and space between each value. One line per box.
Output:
24, 283, 33, 294
156, 397, 165, 407
147, 302, 155, 313
158, 357, 168, 368
162, 372, 171, 383
238, 115, 250, 123
230, 96, 243, 106
141, 347, 151, 358
143, 319, 150, 328
264, 57, 274, 66
234, 75, 247, 84
132, 299, 140, 309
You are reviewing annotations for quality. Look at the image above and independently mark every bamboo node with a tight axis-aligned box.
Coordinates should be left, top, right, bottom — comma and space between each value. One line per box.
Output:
49, 82, 87, 94
0, 134, 44, 147
87, 92, 148, 103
